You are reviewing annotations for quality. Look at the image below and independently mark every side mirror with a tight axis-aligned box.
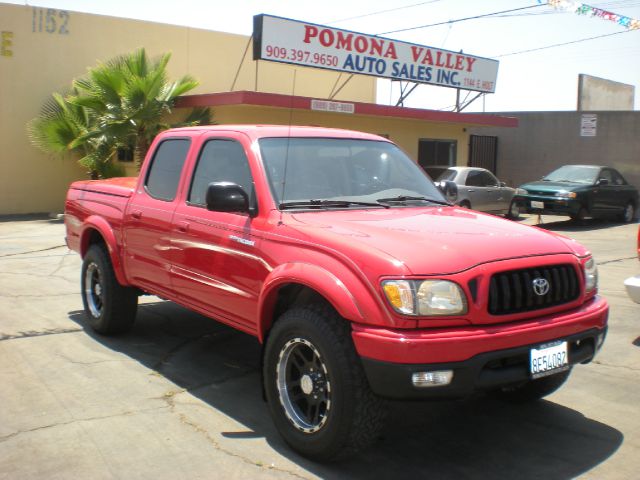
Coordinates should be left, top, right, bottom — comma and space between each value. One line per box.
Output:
206, 182, 250, 214
597, 178, 609, 186
499, 181, 507, 187
436, 180, 458, 204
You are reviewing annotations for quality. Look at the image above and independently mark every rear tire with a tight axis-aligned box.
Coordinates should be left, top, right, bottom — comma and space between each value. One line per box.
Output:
491, 368, 572, 403
263, 304, 387, 461
81, 244, 137, 335
459, 200, 471, 209
620, 202, 635, 223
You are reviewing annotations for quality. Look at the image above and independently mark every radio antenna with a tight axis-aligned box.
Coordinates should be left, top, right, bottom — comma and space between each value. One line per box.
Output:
278, 69, 296, 224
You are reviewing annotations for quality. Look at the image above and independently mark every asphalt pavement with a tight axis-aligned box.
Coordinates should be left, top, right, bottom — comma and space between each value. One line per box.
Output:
0, 214, 638, 479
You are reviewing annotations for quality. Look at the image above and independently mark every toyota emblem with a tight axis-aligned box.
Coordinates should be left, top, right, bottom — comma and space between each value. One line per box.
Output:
532, 278, 550, 296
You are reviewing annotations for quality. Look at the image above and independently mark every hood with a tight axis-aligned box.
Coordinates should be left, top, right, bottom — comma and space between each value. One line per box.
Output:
285, 206, 585, 276
520, 180, 588, 194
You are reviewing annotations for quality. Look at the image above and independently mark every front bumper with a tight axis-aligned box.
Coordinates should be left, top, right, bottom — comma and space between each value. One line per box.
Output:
352, 296, 608, 399
624, 274, 640, 304
514, 195, 581, 216
361, 328, 605, 399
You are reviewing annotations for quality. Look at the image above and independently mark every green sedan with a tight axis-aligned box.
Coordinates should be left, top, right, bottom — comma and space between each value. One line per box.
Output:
515, 165, 639, 223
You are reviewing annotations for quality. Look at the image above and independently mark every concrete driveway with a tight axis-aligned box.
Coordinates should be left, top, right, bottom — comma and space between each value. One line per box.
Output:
0, 215, 638, 479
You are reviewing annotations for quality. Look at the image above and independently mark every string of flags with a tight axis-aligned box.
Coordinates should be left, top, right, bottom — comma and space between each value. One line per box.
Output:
542, 0, 640, 30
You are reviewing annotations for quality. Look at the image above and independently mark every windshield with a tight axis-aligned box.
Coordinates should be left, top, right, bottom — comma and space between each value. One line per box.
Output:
258, 138, 446, 207
543, 165, 599, 184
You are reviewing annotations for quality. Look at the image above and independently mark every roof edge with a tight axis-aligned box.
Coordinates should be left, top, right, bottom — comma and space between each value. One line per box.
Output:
175, 91, 518, 128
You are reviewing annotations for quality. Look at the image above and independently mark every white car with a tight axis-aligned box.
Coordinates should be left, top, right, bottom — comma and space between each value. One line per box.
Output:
436, 167, 522, 218
624, 225, 640, 304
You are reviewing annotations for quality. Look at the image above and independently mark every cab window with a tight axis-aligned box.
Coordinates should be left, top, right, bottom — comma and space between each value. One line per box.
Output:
145, 139, 191, 201
189, 139, 254, 206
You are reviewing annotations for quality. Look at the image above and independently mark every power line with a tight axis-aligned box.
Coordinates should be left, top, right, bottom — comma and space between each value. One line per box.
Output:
378, 4, 545, 35
326, 1, 442, 25
493, 28, 637, 57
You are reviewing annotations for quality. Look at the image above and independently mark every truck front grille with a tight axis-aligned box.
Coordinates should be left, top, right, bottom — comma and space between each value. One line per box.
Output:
488, 264, 580, 315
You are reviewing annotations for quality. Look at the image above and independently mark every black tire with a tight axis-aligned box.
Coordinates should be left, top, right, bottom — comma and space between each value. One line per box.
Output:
263, 304, 387, 461
506, 200, 520, 220
491, 368, 572, 404
620, 202, 635, 223
81, 244, 138, 335
570, 207, 588, 224
459, 200, 471, 209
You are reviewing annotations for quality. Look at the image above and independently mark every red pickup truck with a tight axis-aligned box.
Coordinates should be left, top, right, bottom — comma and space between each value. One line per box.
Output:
65, 125, 608, 461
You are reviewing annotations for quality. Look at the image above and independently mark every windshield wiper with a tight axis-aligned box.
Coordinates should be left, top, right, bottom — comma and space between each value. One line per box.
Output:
279, 199, 389, 210
376, 195, 450, 206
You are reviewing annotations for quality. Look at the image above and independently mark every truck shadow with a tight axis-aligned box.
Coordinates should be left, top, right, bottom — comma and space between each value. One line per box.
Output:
68, 301, 622, 479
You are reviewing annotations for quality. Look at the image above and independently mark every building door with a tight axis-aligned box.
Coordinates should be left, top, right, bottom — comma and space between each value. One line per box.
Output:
468, 135, 498, 173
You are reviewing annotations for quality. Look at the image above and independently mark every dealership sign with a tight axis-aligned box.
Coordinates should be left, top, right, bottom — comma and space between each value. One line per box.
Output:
253, 14, 499, 93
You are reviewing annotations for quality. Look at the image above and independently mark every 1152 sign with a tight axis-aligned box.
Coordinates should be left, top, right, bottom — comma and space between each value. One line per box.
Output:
32, 8, 70, 35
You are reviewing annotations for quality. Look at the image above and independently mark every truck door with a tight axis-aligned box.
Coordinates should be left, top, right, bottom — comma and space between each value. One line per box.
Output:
170, 135, 269, 333
123, 138, 191, 297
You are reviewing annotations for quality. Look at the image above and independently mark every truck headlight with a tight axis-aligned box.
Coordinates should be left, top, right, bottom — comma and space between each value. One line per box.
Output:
382, 280, 467, 316
584, 257, 598, 293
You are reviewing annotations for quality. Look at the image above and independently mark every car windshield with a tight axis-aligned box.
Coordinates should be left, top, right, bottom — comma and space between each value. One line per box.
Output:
435, 169, 458, 182
543, 165, 599, 184
258, 138, 446, 208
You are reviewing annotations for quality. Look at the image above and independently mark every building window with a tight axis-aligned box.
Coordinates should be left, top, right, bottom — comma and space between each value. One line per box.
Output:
117, 147, 134, 162
418, 139, 457, 168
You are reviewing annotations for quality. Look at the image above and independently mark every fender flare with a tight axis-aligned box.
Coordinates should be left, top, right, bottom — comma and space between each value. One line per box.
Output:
80, 215, 128, 286
257, 262, 364, 343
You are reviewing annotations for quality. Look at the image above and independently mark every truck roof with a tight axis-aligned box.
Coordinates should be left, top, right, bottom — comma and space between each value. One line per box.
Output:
162, 125, 390, 142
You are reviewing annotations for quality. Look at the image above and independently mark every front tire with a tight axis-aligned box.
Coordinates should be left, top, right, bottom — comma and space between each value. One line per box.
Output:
491, 368, 572, 403
263, 304, 387, 461
506, 200, 520, 219
81, 244, 138, 335
570, 207, 589, 224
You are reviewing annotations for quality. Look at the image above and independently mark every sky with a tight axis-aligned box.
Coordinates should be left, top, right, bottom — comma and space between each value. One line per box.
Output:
4, 0, 640, 112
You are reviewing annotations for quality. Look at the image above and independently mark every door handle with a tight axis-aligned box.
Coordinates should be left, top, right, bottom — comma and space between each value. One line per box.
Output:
176, 221, 190, 233
131, 210, 142, 220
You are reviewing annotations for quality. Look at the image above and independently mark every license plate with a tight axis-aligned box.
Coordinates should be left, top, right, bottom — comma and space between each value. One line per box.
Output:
530, 341, 569, 379
531, 201, 544, 209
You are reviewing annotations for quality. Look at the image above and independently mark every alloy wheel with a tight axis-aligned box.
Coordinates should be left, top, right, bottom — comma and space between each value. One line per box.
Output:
276, 337, 331, 433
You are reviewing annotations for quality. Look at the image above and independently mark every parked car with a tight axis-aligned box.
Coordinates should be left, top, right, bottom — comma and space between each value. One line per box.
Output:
515, 165, 639, 223
421, 165, 450, 180
436, 166, 521, 218
624, 225, 640, 303
65, 126, 608, 461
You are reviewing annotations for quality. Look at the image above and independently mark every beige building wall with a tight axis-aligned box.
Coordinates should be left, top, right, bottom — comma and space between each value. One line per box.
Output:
0, 4, 377, 215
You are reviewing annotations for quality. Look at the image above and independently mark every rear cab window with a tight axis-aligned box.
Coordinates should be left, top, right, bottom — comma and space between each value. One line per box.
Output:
145, 138, 191, 201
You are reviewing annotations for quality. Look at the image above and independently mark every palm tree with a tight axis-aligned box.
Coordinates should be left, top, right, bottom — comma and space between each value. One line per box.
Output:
27, 91, 120, 179
71, 48, 210, 169
28, 48, 210, 177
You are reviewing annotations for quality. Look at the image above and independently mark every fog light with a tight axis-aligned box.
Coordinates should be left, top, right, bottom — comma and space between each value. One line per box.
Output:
596, 332, 606, 350
411, 370, 454, 387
